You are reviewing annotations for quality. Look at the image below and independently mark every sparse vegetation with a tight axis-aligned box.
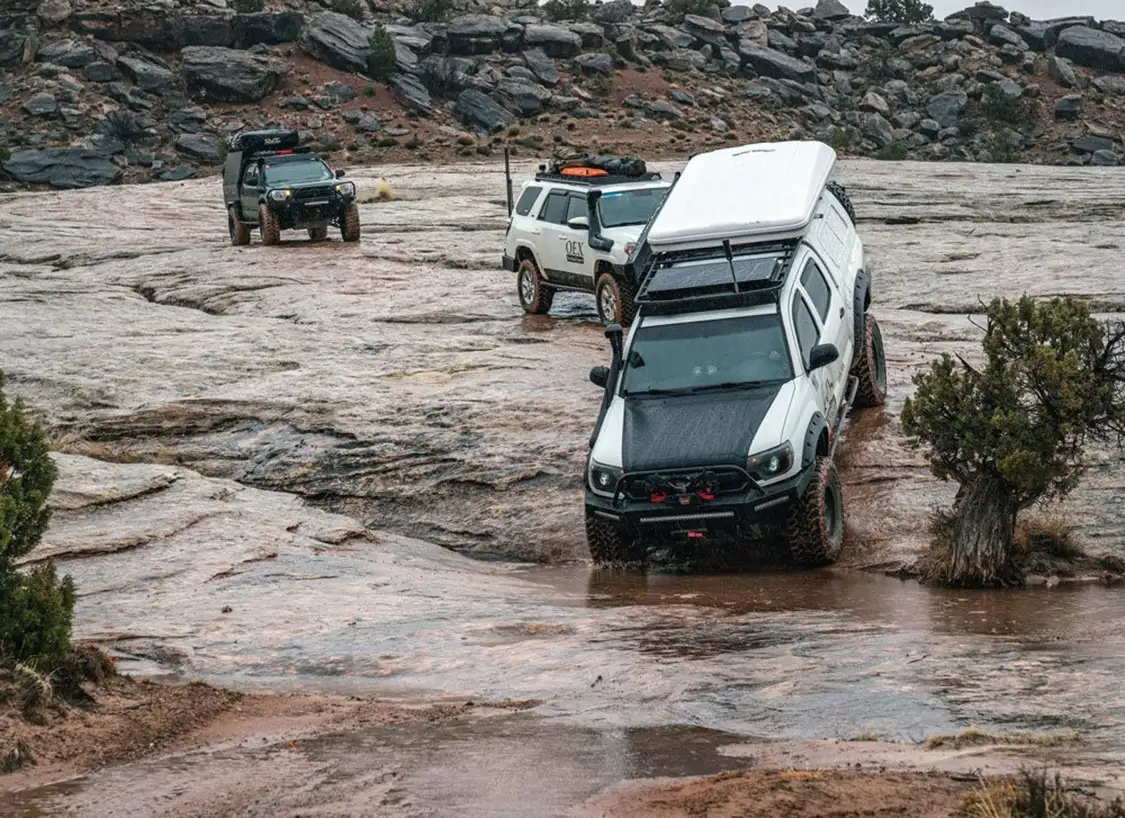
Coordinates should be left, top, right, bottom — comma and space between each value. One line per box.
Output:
874, 141, 910, 161
925, 728, 1081, 750
363, 84, 376, 98
0, 147, 10, 163
978, 85, 1038, 130
367, 25, 399, 81
330, 0, 365, 22
542, 0, 589, 21
409, 0, 453, 22
232, 0, 264, 12
864, 0, 933, 24
828, 127, 853, 152
101, 110, 150, 145
902, 297, 1125, 587
964, 769, 1125, 818
985, 133, 1021, 163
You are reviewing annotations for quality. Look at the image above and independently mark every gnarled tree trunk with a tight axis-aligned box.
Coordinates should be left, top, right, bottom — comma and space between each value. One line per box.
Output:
926, 474, 1021, 587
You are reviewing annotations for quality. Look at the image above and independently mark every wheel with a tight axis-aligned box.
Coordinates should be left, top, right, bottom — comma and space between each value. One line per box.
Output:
826, 180, 856, 224
228, 206, 250, 246
594, 272, 637, 326
341, 202, 361, 242
785, 457, 845, 568
308, 225, 329, 242
517, 256, 554, 315
585, 509, 644, 567
259, 204, 280, 246
851, 312, 887, 408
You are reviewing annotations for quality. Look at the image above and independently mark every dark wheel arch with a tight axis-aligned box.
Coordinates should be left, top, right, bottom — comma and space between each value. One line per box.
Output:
852, 269, 869, 364
802, 412, 829, 469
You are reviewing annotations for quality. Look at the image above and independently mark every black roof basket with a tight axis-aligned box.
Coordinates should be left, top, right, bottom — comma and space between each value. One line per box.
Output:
536, 152, 662, 186
227, 128, 300, 155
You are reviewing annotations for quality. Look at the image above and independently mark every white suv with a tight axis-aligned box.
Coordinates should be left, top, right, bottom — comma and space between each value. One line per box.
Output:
502, 159, 672, 325
583, 141, 887, 568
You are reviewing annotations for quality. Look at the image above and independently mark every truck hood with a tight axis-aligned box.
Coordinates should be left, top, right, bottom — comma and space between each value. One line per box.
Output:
602, 223, 645, 245
621, 385, 786, 473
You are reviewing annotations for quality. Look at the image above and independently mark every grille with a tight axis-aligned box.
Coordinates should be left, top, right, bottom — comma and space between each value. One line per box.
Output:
621, 467, 750, 503
294, 186, 333, 200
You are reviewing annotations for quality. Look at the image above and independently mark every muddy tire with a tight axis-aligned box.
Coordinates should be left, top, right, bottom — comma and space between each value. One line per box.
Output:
826, 180, 856, 224
259, 204, 280, 246
517, 256, 554, 315
595, 273, 637, 326
341, 202, 361, 242
785, 457, 845, 568
228, 206, 250, 246
308, 225, 329, 242
851, 313, 887, 409
586, 509, 644, 567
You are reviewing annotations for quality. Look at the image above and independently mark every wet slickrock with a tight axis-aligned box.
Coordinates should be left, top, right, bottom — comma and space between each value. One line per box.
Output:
3, 160, 1125, 567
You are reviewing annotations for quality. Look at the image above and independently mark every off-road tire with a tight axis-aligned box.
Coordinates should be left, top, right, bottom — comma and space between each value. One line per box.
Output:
586, 509, 644, 567
785, 457, 845, 568
341, 202, 361, 242
228, 206, 250, 246
259, 204, 280, 246
826, 180, 856, 224
595, 272, 637, 326
852, 313, 887, 408
308, 226, 329, 242
517, 256, 554, 314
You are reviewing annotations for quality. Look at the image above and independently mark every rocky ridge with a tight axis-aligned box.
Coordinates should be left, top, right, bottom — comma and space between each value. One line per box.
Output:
2, 0, 1125, 187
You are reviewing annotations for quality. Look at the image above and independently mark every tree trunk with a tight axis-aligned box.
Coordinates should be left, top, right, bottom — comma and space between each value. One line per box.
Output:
927, 474, 1021, 587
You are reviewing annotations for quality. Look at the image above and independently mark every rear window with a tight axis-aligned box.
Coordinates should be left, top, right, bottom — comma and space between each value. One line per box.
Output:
515, 185, 541, 216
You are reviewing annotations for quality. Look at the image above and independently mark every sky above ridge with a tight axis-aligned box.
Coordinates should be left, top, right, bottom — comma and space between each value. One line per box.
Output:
782, 1, 1119, 21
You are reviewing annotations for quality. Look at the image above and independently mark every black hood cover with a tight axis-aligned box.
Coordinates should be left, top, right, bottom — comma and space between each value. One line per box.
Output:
622, 385, 783, 473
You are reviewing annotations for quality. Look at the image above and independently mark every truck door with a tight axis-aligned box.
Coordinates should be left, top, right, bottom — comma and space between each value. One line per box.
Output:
537, 190, 593, 288
799, 255, 849, 408
240, 163, 260, 222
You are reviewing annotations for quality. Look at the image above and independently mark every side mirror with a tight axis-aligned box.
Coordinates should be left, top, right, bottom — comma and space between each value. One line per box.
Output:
589, 365, 609, 389
808, 343, 839, 372
335, 169, 346, 178
567, 216, 589, 231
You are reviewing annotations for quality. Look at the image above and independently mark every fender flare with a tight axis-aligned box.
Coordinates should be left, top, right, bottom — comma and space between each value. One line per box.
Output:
852, 269, 870, 361
802, 411, 829, 468
513, 245, 543, 272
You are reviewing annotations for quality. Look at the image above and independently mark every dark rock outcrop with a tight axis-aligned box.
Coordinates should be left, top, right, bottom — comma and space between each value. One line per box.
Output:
299, 11, 370, 74
454, 88, 515, 133
182, 46, 286, 103
1055, 26, 1125, 73
1, 148, 123, 188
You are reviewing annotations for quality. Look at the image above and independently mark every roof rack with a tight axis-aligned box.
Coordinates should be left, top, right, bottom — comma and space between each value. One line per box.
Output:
634, 239, 798, 317
534, 169, 664, 186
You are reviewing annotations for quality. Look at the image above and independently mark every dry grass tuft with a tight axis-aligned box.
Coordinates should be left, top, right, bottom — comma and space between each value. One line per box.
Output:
1, 738, 35, 773
925, 727, 1080, 751
14, 662, 55, 723
1014, 506, 1083, 561
358, 179, 397, 203
963, 769, 1125, 818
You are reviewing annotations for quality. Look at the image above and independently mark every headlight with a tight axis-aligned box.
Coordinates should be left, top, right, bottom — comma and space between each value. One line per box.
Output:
335, 181, 356, 197
268, 189, 290, 202
588, 459, 623, 496
747, 442, 794, 482
624, 242, 636, 257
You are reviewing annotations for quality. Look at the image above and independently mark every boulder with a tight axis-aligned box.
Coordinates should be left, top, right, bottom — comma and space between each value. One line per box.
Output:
418, 55, 476, 93
454, 88, 515, 133
926, 89, 968, 129
83, 60, 119, 82
117, 55, 179, 93
0, 28, 28, 66
592, 0, 633, 23
300, 11, 369, 74
446, 15, 510, 55
523, 48, 558, 86
859, 91, 890, 117
1070, 135, 1115, 154
1054, 95, 1081, 121
234, 12, 305, 48
38, 0, 73, 25
71, 9, 182, 50
1055, 26, 1125, 73
646, 24, 695, 50
522, 25, 581, 58
23, 92, 58, 117
1047, 56, 1077, 88
37, 39, 97, 68
569, 22, 605, 50
988, 24, 1026, 50
158, 166, 196, 182
1, 148, 122, 188
391, 74, 432, 114
739, 44, 814, 82
861, 112, 894, 148
1091, 149, 1122, 166
173, 132, 223, 161
181, 16, 237, 48
813, 0, 850, 20
682, 14, 728, 48
495, 78, 551, 115
1042, 17, 1096, 48
1093, 75, 1125, 95
182, 46, 285, 103
574, 52, 613, 75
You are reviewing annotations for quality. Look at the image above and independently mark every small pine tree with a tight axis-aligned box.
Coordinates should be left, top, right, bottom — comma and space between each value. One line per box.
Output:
0, 372, 75, 671
368, 25, 398, 81
864, 0, 934, 25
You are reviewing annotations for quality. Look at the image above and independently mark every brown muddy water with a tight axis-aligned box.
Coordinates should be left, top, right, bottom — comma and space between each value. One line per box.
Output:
3, 159, 1125, 814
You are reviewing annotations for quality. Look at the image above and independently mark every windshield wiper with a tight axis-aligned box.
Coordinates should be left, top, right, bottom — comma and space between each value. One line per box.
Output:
688, 380, 775, 393
622, 387, 698, 397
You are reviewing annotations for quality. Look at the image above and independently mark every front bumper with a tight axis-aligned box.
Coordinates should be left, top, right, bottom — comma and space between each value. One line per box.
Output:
585, 462, 816, 543
270, 197, 349, 228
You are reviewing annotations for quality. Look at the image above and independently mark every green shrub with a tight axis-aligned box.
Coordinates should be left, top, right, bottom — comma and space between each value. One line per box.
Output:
0, 373, 73, 671
0, 147, 10, 163
985, 133, 1021, 163
411, 0, 454, 22
977, 84, 1037, 130
367, 25, 398, 81
331, 0, 365, 22
542, 0, 590, 21
864, 0, 933, 24
828, 126, 852, 151
874, 141, 909, 160
232, 0, 265, 12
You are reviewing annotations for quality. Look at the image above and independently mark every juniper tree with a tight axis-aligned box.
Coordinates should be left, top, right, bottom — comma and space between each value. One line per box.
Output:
865, 0, 934, 25
901, 297, 1125, 586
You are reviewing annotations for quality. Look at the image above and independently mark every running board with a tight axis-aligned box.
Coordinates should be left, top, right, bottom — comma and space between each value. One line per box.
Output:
829, 376, 859, 460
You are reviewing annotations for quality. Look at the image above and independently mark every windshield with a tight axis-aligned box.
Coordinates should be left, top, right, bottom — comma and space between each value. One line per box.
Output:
263, 160, 334, 186
597, 188, 666, 229
621, 314, 793, 396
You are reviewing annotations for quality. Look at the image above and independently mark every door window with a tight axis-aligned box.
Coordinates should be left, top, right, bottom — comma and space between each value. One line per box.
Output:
792, 294, 820, 368
565, 195, 586, 225
539, 192, 569, 224
800, 258, 832, 323
242, 166, 259, 188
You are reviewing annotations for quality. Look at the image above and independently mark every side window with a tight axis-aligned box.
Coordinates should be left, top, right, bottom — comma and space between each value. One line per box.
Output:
242, 166, 258, 187
565, 195, 586, 225
515, 185, 541, 217
800, 258, 832, 323
539, 192, 569, 224
792, 295, 820, 367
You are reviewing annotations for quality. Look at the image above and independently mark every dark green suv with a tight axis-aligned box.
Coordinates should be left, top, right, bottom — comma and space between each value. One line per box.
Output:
222, 129, 361, 246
